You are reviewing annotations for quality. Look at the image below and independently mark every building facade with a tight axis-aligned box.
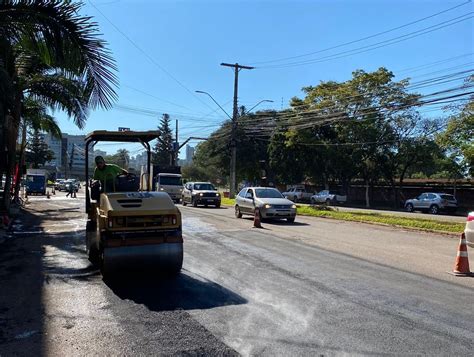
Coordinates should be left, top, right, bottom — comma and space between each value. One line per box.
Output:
185, 145, 195, 164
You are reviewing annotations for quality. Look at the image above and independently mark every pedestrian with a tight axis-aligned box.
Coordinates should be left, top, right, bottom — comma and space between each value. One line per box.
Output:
65, 182, 74, 198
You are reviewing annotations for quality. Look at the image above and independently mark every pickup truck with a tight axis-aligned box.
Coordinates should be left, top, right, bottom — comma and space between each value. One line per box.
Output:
310, 190, 347, 205
282, 187, 314, 202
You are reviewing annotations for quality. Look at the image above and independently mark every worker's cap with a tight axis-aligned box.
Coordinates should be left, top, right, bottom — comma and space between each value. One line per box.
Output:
95, 155, 105, 164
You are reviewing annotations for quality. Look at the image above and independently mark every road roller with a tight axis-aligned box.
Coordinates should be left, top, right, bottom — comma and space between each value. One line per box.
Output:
84, 130, 183, 278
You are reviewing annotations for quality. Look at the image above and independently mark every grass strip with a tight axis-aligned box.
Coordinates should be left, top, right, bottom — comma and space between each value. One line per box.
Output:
297, 206, 464, 234
220, 197, 463, 234
221, 197, 236, 206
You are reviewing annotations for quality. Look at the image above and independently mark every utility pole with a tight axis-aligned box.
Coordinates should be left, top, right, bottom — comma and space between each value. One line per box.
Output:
220, 62, 254, 197
175, 119, 178, 166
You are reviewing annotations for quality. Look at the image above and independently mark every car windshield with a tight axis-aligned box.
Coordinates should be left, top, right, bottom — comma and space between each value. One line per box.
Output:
27, 175, 43, 183
194, 183, 215, 190
255, 188, 283, 198
159, 176, 182, 186
440, 194, 455, 200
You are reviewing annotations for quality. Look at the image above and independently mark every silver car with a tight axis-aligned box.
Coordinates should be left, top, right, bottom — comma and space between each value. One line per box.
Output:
405, 192, 458, 214
235, 187, 297, 222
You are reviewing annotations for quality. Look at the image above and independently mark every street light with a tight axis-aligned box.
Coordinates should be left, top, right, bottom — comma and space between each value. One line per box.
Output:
245, 99, 274, 114
195, 91, 232, 120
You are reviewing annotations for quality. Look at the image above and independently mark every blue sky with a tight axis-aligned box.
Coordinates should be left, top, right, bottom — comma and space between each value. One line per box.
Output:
55, 0, 473, 156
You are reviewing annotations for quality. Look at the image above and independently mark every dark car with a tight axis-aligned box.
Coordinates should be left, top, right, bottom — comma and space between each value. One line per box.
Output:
182, 182, 221, 208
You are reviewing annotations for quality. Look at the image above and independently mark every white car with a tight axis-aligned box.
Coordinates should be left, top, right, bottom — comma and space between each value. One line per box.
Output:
466, 212, 474, 248
282, 187, 313, 202
310, 190, 347, 205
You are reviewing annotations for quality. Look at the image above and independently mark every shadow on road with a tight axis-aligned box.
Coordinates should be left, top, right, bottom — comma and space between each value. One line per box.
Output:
0, 208, 46, 354
266, 220, 310, 226
243, 217, 310, 226
106, 272, 247, 312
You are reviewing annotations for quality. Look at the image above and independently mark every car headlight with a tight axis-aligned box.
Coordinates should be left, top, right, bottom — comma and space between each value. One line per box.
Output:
264, 204, 272, 209
199, 193, 203, 196
216, 193, 220, 196
160, 188, 164, 191
291, 204, 297, 209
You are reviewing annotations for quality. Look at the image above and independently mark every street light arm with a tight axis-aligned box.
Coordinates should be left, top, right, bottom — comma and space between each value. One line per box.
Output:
178, 136, 208, 151
195, 91, 233, 120
245, 100, 274, 115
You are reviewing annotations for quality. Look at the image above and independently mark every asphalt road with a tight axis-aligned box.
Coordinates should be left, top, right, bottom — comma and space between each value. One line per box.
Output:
1, 192, 473, 356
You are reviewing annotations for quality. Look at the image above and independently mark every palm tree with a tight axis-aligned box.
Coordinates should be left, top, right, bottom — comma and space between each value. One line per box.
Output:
0, 0, 118, 211
13, 96, 62, 198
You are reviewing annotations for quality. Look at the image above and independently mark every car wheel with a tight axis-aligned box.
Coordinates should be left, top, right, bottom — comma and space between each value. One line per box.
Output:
293, 196, 298, 203
192, 198, 198, 207
405, 203, 414, 212
235, 205, 242, 218
182, 198, 187, 206
325, 198, 330, 205
429, 204, 439, 215
310, 198, 315, 205
287, 217, 295, 223
216, 203, 221, 208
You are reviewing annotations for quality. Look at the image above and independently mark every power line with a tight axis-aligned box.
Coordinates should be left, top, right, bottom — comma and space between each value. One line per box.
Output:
121, 84, 197, 112
258, 13, 473, 69
178, 70, 472, 140
249, 0, 472, 65
209, 85, 473, 139
88, 0, 216, 112
394, 53, 473, 75
231, 70, 473, 128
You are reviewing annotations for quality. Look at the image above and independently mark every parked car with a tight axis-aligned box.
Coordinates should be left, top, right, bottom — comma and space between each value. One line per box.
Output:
235, 187, 297, 223
182, 182, 221, 207
465, 212, 474, 248
404, 192, 457, 214
55, 179, 65, 190
310, 190, 347, 205
282, 187, 314, 202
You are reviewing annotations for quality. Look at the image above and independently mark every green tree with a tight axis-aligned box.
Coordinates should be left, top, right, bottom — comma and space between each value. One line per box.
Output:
14, 97, 62, 198
115, 149, 130, 169
153, 114, 174, 166
25, 129, 54, 168
192, 126, 230, 185
0, 0, 117, 211
268, 68, 419, 206
104, 149, 130, 169
437, 92, 473, 176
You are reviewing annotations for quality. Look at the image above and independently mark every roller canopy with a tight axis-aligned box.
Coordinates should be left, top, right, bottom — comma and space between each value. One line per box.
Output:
85, 130, 160, 143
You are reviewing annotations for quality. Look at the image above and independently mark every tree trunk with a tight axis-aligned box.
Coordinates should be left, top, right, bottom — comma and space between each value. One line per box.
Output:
365, 180, 370, 208
0, 105, 6, 212
2, 114, 14, 213
390, 180, 398, 209
13, 119, 27, 199
3, 89, 22, 213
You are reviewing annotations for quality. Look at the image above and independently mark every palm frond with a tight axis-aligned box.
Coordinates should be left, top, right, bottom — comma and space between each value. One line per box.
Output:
27, 73, 89, 129
0, 0, 118, 109
22, 96, 62, 138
